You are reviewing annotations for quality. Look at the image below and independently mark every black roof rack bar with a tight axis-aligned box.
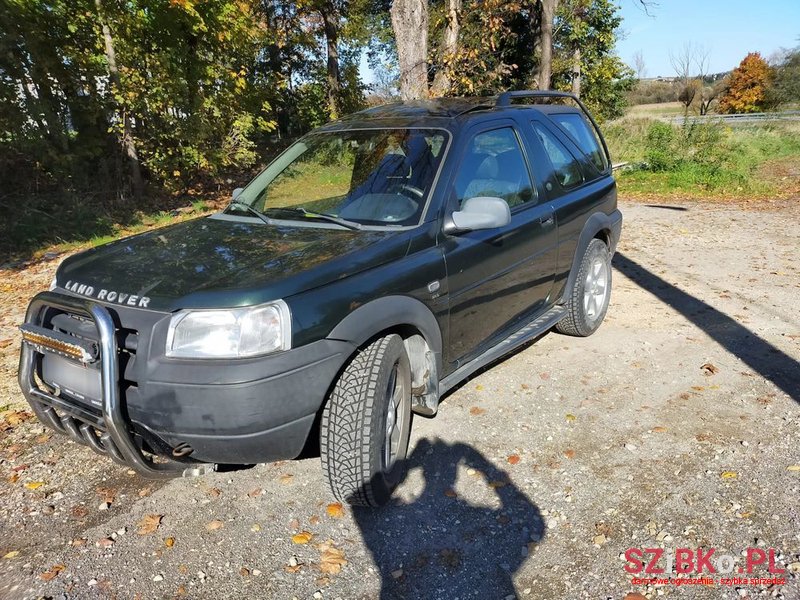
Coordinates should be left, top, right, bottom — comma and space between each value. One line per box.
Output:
496, 90, 612, 172
496, 90, 577, 106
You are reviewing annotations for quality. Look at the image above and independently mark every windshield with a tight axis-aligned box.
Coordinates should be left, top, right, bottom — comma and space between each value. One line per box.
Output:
234, 128, 449, 227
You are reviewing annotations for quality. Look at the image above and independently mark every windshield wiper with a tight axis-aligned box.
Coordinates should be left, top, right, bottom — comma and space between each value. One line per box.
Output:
263, 207, 363, 231
226, 201, 275, 226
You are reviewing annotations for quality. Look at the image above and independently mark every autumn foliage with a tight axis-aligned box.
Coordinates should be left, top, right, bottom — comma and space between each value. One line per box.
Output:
718, 52, 773, 114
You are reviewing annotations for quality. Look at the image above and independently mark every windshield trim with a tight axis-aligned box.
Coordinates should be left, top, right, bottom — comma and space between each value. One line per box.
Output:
235, 126, 453, 231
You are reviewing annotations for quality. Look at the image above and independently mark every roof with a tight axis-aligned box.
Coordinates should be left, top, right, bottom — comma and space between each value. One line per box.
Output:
323, 92, 588, 130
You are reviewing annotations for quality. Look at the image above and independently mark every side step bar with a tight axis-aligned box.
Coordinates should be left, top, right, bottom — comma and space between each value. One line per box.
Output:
439, 305, 566, 396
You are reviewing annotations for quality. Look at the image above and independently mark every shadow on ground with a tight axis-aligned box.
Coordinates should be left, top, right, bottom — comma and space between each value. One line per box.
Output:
352, 438, 544, 600
614, 252, 800, 402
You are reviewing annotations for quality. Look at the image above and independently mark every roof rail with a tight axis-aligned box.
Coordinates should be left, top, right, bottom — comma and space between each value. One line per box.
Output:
496, 90, 612, 172
496, 90, 578, 107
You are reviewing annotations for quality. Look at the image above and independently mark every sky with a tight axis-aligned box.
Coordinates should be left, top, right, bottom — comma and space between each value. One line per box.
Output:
616, 0, 800, 77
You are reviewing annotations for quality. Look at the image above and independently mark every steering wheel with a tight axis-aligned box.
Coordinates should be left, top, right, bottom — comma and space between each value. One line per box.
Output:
398, 184, 424, 199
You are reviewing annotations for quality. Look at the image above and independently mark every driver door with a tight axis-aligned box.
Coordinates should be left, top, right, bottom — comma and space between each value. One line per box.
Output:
442, 120, 558, 365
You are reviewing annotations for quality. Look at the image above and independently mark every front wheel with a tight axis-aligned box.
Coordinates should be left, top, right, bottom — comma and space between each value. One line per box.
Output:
556, 238, 612, 337
320, 334, 412, 507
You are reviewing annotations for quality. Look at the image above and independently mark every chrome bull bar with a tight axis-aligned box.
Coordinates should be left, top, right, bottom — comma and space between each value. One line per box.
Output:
18, 291, 207, 478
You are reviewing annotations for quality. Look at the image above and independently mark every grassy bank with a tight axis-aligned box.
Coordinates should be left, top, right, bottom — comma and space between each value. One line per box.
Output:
605, 117, 800, 200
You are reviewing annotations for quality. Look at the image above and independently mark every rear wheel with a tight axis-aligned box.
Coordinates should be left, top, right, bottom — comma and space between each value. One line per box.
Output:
320, 334, 412, 507
556, 238, 612, 337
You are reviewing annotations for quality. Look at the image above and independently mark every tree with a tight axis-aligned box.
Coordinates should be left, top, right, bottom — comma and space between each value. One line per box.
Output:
632, 49, 646, 79
768, 46, 800, 107
536, 0, 559, 89
94, 0, 143, 201
430, 0, 462, 95
390, 0, 429, 99
718, 52, 773, 114
670, 42, 700, 115
552, 0, 633, 120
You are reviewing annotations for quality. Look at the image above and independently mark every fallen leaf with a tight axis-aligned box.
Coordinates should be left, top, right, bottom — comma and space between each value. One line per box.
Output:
164, 537, 175, 548
40, 564, 65, 581
7, 473, 19, 484
318, 545, 347, 575
507, 454, 521, 465
35, 434, 51, 443
563, 449, 576, 459
136, 514, 163, 535
309, 515, 321, 525
24, 481, 45, 490
469, 406, 485, 416
787, 465, 800, 472
239, 567, 250, 576
70, 538, 86, 547
288, 518, 300, 531
207, 487, 222, 498
96, 537, 114, 548
2, 410, 31, 427
701, 363, 719, 376
0, 339, 13, 349
565, 413, 577, 422
292, 531, 313, 544
284, 564, 302, 573
206, 520, 224, 531
652, 426, 668, 433
96, 487, 116, 504
3, 551, 19, 559
279, 474, 294, 484
488, 480, 507, 489
691, 386, 705, 391
475, 384, 484, 391
251, 524, 261, 532
247, 488, 263, 498
624, 594, 648, 600
70, 505, 89, 519
326, 503, 344, 518
720, 471, 738, 479
444, 488, 458, 498
539, 372, 550, 380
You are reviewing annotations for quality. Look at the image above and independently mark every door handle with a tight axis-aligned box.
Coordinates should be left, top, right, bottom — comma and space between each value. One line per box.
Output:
539, 213, 554, 226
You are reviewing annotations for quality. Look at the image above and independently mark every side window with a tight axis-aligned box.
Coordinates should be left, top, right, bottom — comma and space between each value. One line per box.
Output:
454, 127, 536, 209
551, 112, 608, 173
532, 122, 584, 190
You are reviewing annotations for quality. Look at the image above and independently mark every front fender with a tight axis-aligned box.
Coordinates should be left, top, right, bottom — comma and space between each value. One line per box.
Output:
326, 295, 443, 374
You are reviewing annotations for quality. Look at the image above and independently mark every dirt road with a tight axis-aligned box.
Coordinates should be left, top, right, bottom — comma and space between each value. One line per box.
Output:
1, 199, 798, 599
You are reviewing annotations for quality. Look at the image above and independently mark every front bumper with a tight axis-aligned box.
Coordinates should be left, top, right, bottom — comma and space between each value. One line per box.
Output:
19, 291, 354, 477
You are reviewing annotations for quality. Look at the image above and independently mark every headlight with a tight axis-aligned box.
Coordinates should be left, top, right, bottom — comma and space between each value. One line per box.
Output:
166, 301, 291, 359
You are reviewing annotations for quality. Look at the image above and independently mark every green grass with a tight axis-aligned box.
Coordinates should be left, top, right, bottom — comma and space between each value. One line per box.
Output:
605, 117, 800, 199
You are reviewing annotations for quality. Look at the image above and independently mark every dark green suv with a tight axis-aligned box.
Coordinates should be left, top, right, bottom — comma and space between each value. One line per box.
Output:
19, 91, 621, 506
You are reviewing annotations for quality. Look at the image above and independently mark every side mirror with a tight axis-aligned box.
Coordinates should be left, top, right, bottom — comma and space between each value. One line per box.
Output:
231, 187, 244, 201
445, 196, 511, 233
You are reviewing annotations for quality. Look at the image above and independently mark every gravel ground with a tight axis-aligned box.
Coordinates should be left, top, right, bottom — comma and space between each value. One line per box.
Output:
0, 199, 798, 600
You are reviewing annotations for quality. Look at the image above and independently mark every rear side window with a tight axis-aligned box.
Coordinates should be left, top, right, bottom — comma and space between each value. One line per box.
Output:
532, 123, 584, 190
550, 113, 608, 173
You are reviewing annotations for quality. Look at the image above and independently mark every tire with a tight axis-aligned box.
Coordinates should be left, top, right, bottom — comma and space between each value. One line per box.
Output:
320, 334, 412, 507
556, 238, 612, 337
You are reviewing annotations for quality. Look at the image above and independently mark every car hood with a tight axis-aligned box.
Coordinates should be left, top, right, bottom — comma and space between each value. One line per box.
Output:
56, 215, 409, 312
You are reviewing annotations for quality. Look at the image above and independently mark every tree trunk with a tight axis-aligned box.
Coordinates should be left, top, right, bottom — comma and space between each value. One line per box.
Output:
571, 47, 581, 97
431, 0, 461, 96
320, 7, 341, 118
536, 0, 558, 90
390, 0, 429, 100
95, 0, 143, 201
